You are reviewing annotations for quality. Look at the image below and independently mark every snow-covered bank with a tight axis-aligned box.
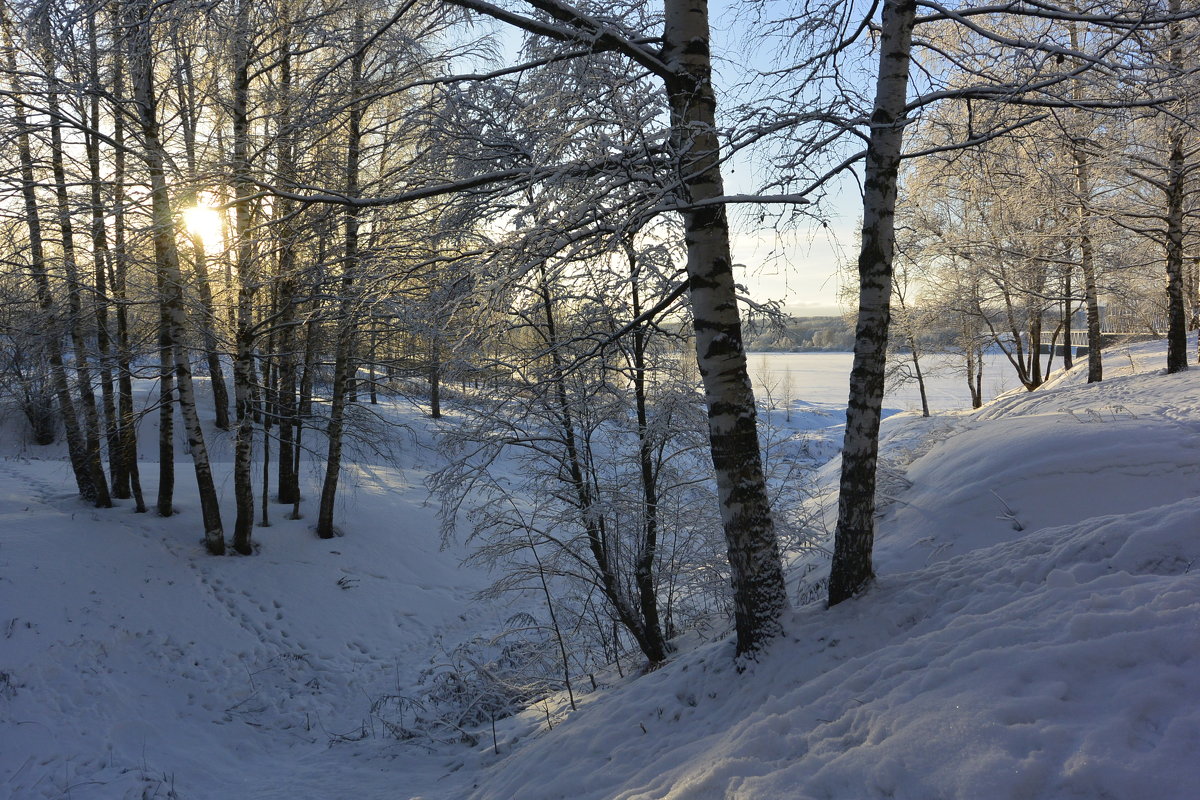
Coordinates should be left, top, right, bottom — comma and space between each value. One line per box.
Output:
468, 498, 1200, 800
462, 339, 1200, 800
2, 339, 1198, 798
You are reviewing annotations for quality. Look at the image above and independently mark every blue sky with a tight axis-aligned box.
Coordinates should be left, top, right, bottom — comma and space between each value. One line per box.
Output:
711, 0, 870, 316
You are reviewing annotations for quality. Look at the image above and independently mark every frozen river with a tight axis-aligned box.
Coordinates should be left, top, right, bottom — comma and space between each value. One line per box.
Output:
747, 351, 1024, 415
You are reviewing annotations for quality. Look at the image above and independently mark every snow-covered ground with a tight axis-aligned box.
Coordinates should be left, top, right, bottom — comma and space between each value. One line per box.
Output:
2, 339, 1198, 798
0, 384, 502, 798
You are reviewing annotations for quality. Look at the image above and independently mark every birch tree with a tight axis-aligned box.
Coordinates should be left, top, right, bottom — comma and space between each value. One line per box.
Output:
1, 10, 103, 503
827, 0, 917, 606
433, 0, 789, 658
125, 0, 226, 554
230, 0, 258, 553
1121, 0, 1199, 373
825, 0, 1189, 604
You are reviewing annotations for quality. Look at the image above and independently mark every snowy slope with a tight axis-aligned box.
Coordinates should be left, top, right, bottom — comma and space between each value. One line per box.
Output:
461, 340, 1200, 800
2, 340, 1198, 799
0, 390, 501, 798
871, 345, 1200, 575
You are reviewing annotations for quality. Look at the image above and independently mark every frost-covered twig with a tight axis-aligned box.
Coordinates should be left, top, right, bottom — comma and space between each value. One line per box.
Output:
990, 489, 1024, 531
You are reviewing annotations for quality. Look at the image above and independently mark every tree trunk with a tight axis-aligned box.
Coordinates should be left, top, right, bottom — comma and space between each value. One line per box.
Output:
627, 244, 668, 663
190, 241, 232, 429
1062, 266, 1074, 370
966, 340, 984, 409
368, 349, 378, 404
40, 19, 112, 508
276, 288, 300, 503
1001, 285, 1034, 389
127, 0, 225, 554
231, 0, 257, 554
1165, 136, 1188, 373
969, 352, 979, 410
174, 33, 231, 430
1165, 0, 1188, 373
429, 337, 442, 418
316, 10, 366, 539
828, 0, 916, 607
274, 31, 300, 505
85, 13, 122, 496
663, 0, 787, 655
292, 317, 319, 520
261, 411, 272, 528
1028, 309, 1044, 387
1, 14, 98, 503
316, 324, 354, 538
109, 17, 145, 512
260, 295, 276, 526
156, 257, 176, 516
536, 263, 665, 664
911, 345, 929, 418
1070, 148, 1101, 384
1079, 223, 1103, 382
1067, 21, 1103, 383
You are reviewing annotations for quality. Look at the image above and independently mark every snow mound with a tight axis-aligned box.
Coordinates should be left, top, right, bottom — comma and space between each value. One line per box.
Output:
464, 498, 1200, 800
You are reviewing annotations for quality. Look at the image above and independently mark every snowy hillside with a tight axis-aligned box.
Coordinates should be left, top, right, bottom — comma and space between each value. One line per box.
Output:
460, 340, 1200, 800
3, 340, 1199, 799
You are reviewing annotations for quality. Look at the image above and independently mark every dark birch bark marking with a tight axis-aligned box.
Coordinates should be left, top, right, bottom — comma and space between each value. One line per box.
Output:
828, 0, 916, 607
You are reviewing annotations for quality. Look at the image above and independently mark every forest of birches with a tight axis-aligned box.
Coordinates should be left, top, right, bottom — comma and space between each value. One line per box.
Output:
1, 0, 1198, 696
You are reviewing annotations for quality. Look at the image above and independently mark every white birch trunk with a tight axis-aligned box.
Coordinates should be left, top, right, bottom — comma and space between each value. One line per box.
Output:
127, 0, 226, 553
828, 0, 916, 607
663, 0, 787, 656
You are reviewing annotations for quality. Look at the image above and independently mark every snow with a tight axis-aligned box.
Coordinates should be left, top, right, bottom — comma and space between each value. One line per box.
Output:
749, 350, 1019, 413
3, 339, 1199, 798
0, 391, 497, 798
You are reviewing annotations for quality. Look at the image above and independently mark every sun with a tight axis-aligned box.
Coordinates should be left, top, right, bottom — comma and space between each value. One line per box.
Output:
183, 204, 224, 252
